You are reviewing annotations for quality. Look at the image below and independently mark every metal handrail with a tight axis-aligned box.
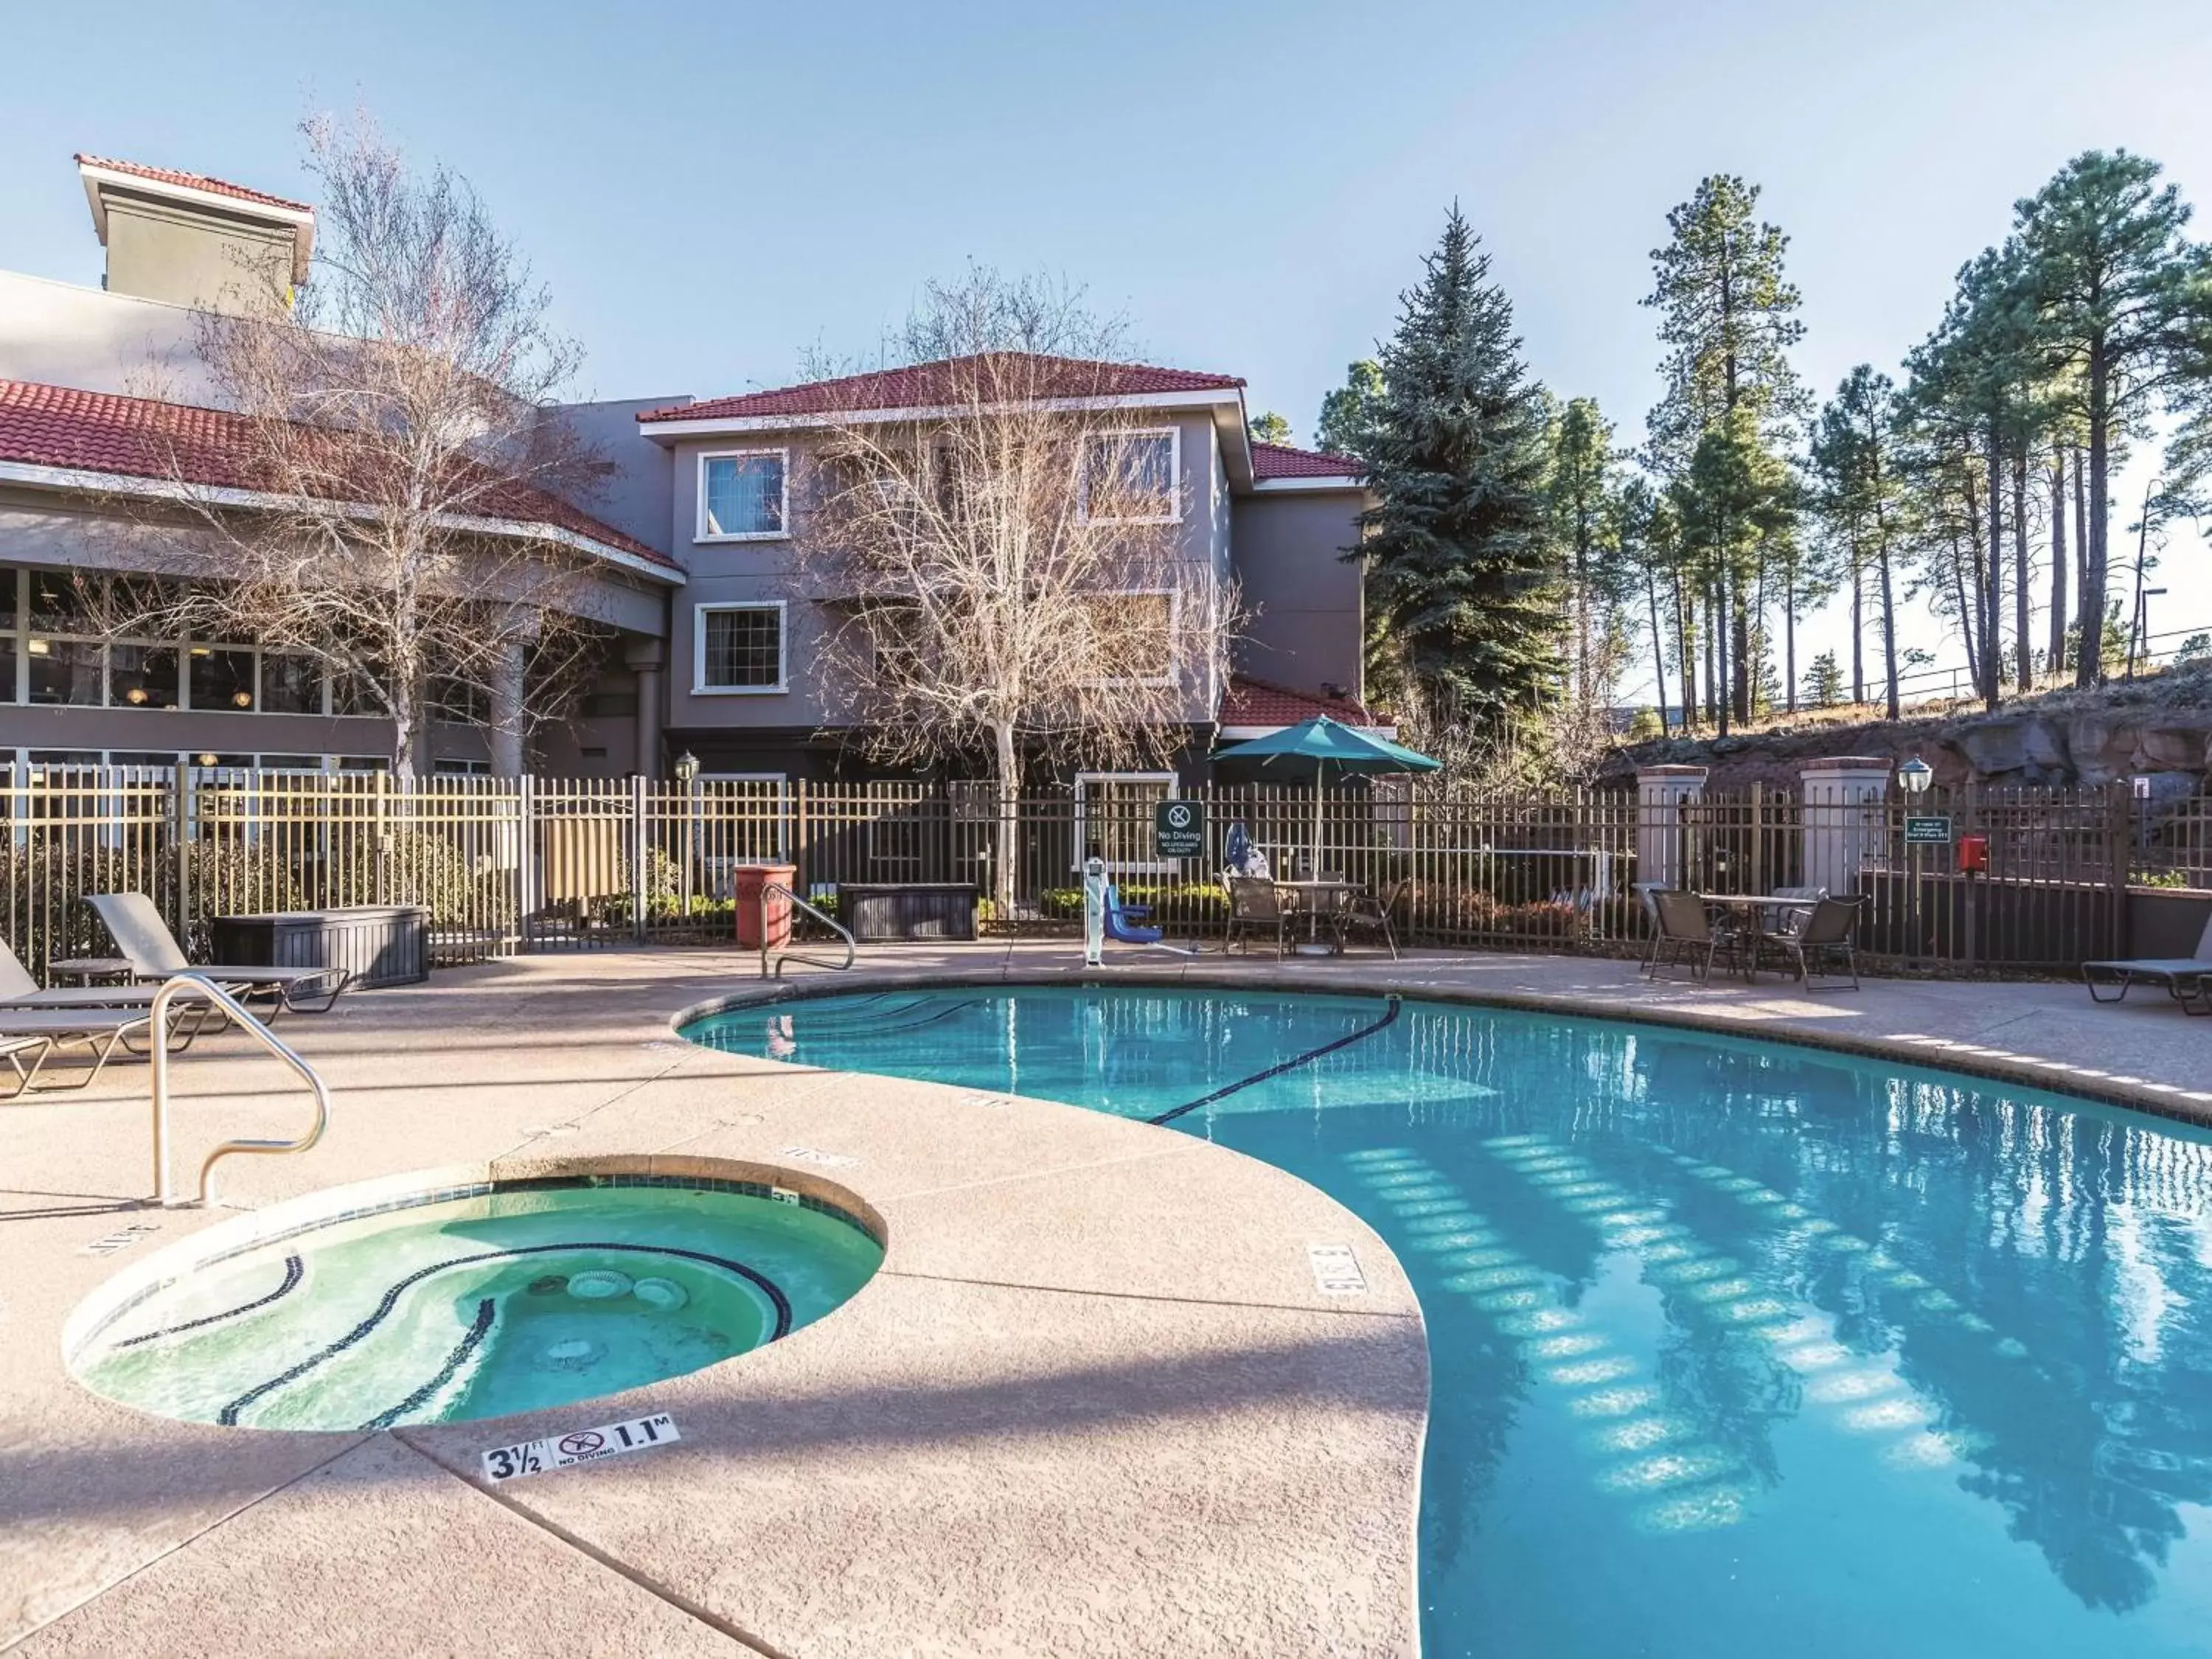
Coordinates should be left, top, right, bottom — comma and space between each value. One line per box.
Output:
149, 973, 332, 1208
759, 881, 856, 979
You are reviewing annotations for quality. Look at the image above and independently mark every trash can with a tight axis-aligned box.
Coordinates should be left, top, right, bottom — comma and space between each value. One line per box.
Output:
732, 863, 799, 950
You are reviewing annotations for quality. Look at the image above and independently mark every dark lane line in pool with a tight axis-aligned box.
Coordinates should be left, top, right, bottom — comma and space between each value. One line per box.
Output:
218, 1242, 795, 1427
1148, 997, 1402, 1127
361, 1298, 497, 1430
114, 1253, 305, 1348
825, 998, 986, 1040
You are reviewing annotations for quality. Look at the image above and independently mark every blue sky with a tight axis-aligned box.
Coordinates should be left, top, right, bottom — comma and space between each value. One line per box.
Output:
5, 0, 2211, 698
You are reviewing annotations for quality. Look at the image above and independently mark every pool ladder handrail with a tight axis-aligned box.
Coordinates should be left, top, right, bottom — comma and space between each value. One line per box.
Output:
149, 973, 332, 1208
759, 881, 856, 979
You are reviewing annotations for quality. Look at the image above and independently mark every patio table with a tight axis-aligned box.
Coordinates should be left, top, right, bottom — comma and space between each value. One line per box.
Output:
1694, 894, 1815, 981
1276, 879, 1361, 956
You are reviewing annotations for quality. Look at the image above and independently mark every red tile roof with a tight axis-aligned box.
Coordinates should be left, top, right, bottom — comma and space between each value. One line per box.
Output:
1219, 676, 1389, 730
74, 153, 313, 217
639, 353, 1245, 425
0, 380, 672, 571
1251, 441, 1364, 482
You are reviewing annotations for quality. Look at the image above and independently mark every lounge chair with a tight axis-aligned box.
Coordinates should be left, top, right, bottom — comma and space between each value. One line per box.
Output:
0, 937, 232, 1052
1102, 885, 1164, 947
86, 893, 350, 1014
1224, 875, 1293, 957
0, 1009, 154, 1096
1330, 879, 1407, 959
1753, 896, 1863, 990
2083, 911, 2212, 1016
1646, 889, 1745, 983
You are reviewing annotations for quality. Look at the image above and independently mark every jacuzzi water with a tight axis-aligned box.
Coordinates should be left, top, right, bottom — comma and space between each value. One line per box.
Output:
71, 1178, 882, 1430
684, 985, 2212, 1659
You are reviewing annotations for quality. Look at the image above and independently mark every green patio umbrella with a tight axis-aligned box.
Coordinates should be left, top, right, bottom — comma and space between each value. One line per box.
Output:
1212, 716, 1441, 877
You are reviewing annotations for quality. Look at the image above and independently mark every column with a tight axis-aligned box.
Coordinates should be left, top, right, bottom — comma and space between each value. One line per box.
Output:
625, 637, 667, 777
1636, 765, 1707, 891
1799, 757, 1893, 897
487, 638, 528, 776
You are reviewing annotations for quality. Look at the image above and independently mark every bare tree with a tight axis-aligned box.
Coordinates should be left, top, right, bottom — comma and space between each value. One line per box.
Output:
792, 271, 1237, 912
104, 111, 613, 774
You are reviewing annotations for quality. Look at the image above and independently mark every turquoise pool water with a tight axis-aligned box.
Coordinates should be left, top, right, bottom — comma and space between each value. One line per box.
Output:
72, 1178, 883, 1430
684, 986, 2212, 1658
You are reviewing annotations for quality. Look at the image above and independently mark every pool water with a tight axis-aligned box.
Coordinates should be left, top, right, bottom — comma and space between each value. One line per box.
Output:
72, 1180, 882, 1430
685, 986, 2212, 1659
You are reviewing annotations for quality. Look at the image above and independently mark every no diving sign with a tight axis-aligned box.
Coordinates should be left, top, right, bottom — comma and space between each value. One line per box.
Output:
1155, 799, 1206, 859
481, 1411, 679, 1481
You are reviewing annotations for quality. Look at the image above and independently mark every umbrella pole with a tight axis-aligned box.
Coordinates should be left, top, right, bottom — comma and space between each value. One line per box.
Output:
1312, 759, 1324, 878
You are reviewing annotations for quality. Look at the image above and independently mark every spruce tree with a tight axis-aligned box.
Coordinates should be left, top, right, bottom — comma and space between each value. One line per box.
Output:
1360, 206, 1561, 726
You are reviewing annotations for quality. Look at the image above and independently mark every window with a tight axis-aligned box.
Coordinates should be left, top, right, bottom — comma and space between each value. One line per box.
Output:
1074, 771, 1177, 874
109, 644, 180, 709
260, 653, 324, 715
698, 451, 788, 540
695, 602, 786, 693
1082, 429, 1180, 524
1085, 590, 1175, 685
189, 646, 257, 711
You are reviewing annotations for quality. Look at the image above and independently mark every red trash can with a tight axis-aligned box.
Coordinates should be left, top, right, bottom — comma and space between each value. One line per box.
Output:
731, 863, 799, 950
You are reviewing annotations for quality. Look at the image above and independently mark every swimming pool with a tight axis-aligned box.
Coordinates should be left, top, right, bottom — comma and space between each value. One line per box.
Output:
70, 1175, 883, 1430
684, 984, 2212, 1659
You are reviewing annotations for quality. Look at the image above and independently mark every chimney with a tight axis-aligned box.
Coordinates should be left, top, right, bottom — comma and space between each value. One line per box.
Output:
74, 154, 314, 315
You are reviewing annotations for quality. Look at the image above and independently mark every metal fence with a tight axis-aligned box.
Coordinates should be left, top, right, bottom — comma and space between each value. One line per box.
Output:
4, 763, 2209, 980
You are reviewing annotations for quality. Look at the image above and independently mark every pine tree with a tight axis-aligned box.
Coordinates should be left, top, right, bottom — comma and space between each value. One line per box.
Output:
1315, 360, 1385, 460
1546, 397, 1615, 708
1903, 243, 2042, 711
1666, 409, 1792, 736
2014, 150, 2212, 686
1642, 175, 1809, 723
1803, 649, 1845, 708
1809, 367, 1910, 718
1360, 206, 1561, 725
1248, 410, 1293, 445
1644, 175, 1809, 468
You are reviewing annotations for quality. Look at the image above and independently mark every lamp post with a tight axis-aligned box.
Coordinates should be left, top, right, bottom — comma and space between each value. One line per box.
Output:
673, 752, 700, 928
1896, 757, 1933, 798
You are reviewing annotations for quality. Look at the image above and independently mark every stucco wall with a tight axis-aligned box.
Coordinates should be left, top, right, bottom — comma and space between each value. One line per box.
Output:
0, 271, 213, 400
545, 397, 682, 558
1229, 488, 1366, 698
102, 195, 293, 314
660, 408, 1228, 740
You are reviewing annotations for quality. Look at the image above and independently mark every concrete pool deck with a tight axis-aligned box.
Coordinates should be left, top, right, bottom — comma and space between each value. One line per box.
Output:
6, 942, 2212, 1655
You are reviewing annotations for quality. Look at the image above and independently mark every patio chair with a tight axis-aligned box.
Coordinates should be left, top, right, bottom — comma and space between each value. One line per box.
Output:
1765, 885, 1828, 940
1223, 876, 1293, 957
2083, 910, 2212, 1016
85, 893, 351, 1014
0, 1008, 154, 1097
1646, 889, 1745, 984
1753, 896, 1863, 990
1330, 879, 1407, 959
0, 937, 232, 1052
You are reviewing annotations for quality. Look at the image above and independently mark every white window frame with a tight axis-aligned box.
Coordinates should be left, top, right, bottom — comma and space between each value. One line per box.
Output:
1079, 427, 1182, 526
1073, 769, 1179, 875
695, 448, 791, 543
692, 600, 789, 695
